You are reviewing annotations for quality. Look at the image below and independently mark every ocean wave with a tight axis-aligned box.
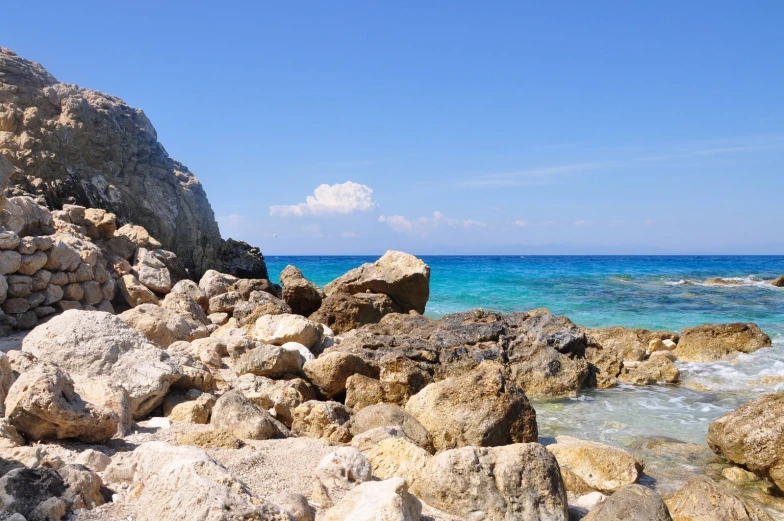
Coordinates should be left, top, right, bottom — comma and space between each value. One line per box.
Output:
664, 275, 783, 289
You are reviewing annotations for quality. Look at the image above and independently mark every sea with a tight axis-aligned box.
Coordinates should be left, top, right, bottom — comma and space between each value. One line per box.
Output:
267, 255, 784, 457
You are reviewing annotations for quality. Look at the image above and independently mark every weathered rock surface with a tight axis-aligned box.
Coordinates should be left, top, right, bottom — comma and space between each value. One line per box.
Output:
130, 441, 291, 521
210, 390, 289, 440
0, 48, 224, 276
324, 250, 430, 314
254, 313, 322, 348
675, 323, 772, 362
321, 477, 422, 521
666, 478, 772, 521
119, 303, 207, 347
281, 265, 323, 316
5, 363, 125, 442
234, 374, 315, 427
546, 436, 643, 493
234, 344, 304, 378
771, 276, 784, 288
217, 238, 269, 279
405, 361, 537, 451
310, 293, 400, 334
303, 352, 374, 399
583, 484, 671, 521
707, 392, 784, 492
348, 403, 433, 452
22, 310, 181, 419
312, 447, 371, 508
291, 400, 352, 444
412, 443, 568, 521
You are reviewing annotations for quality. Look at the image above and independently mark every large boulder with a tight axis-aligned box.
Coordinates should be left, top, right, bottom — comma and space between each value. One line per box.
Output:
674, 323, 771, 362
587, 327, 679, 363
281, 265, 323, 316
348, 403, 433, 452
707, 392, 784, 491
0, 49, 223, 276
412, 443, 568, 521
133, 248, 172, 293
321, 477, 422, 521
771, 276, 784, 287
119, 303, 208, 347
302, 352, 374, 399
5, 363, 126, 442
506, 339, 590, 397
254, 313, 322, 348
234, 374, 315, 427
666, 478, 772, 521
217, 238, 269, 279
198, 269, 239, 299
291, 400, 352, 444
234, 344, 304, 378
583, 484, 671, 521
405, 361, 537, 451
546, 436, 643, 493
210, 390, 289, 440
310, 293, 400, 334
130, 441, 291, 521
21, 310, 181, 419
324, 250, 430, 314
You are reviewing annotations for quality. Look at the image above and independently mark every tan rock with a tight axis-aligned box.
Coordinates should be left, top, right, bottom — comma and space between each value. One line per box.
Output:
120, 303, 208, 348
349, 403, 433, 452
666, 478, 772, 521
117, 274, 159, 307
163, 389, 215, 424
254, 313, 322, 348
234, 374, 315, 427
321, 477, 422, 521
405, 361, 538, 451
198, 269, 238, 299
291, 400, 352, 444
312, 447, 371, 508
583, 484, 671, 521
363, 436, 431, 487
675, 323, 771, 362
210, 390, 289, 440
281, 265, 324, 316
619, 356, 680, 385
302, 351, 374, 399
309, 292, 399, 334
547, 436, 643, 493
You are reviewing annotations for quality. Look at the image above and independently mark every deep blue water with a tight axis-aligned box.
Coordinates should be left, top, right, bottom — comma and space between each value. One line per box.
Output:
267, 255, 784, 336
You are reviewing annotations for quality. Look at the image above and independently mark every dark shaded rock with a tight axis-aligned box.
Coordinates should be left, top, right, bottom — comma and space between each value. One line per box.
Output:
310, 293, 399, 334
281, 265, 324, 316
0, 466, 66, 519
584, 484, 671, 521
218, 238, 268, 279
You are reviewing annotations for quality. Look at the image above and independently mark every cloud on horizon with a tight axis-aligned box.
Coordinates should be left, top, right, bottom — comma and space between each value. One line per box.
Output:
379, 211, 486, 235
270, 181, 376, 217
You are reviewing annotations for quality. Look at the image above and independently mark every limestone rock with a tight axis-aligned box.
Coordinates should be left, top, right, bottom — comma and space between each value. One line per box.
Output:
210, 390, 289, 440
506, 339, 590, 397
321, 477, 422, 521
198, 269, 238, 299
120, 303, 208, 348
587, 327, 679, 363
0, 352, 14, 416
405, 361, 538, 451
0, 418, 25, 448
619, 356, 680, 385
362, 436, 432, 486
230, 278, 279, 299
117, 274, 159, 307
675, 323, 771, 362
74, 449, 111, 472
133, 247, 172, 293
254, 313, 322, 348
547, 436, 643, 493
344, 373, 412, 410
325, 251, 430, 314
1, 196, 54, 236
310, 293, 400, 334
412, 443, 568, 521
666, 478, 772, 521
161, 291, 210, 324
771, 276, 784, 287
22, 310, 181, 419
349, 403, 433, 452
303, 352, 374, 399
583, 484, 671, 521
217, 238, 269, 279
170, 279, 208, 310
234, 344, 304, 378
312, 447, 372, 507
57, 463, 105, 511
509, 308, 587, 356
5, 363, 124, 442
234, 374, 315, 427
270, 492, 314, 521
0, 467, 69, 521
130, 441, 291, 521
281, 265, 324, 316
707, 392, 784, 492
291, 400, 352, 444
208, 290, 243, 314
0, 250, 21, 275
163, 389, 215, 424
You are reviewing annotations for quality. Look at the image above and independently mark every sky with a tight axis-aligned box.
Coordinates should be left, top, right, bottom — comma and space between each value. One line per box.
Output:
3, 1, 784, 255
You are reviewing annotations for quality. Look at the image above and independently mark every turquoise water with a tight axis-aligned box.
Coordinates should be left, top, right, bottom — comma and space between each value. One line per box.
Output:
268, 256, 784, 453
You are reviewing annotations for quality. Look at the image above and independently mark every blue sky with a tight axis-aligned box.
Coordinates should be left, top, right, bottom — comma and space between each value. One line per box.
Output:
4, 1, 783, 254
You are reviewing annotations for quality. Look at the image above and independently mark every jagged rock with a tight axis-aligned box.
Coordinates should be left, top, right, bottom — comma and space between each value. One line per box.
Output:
707, 392, 784, 492
281, 265, 324, 316
321, 477, 422, 521
583, 484, 671, 521
198, 269, 238, 299
0, 467, 68, 521
4, 363, 125, 442
234, 293, 292, 326
57, 464, 105, 511
17, 251, 47, 275
506, 339, 590, 397
170, 279, 208, 310
362, 436, 431, 486
163, 389, 215, 424
310, 293, 400, 334
120, 303, 208, 348
0, 418, 25, 448
217, 238, 269, 279
325, 250, 430, 314
234, 344, 304, 378
0, 352, 13, 416
674, 323, 771, 362
0, 196, 54, 236
312, 447, 372, 508
509, 308, 587, 356
130, 441, 291, 521
133, 247, 172, 293
291, 400, 352, 443
271, 492, 314, 521
405, 361, 538, 451
772, 276, 784, 287
547, 436, 643, 493
117, 273, 159, 307
345, 374, 407, 410
412, 443, 568, 521
587, 327, 679, 363
303, 352, 374, 399
22, 310, 181, 419
210, 390, 289, 440
208, 290, 243, 314
161, 291, 210, 324
254, 313, 322, 348
230, 278, 279, 299
351, 426, 408, 453
619, 356, 680, 385
349, 403, 433, 452
666, 478, 772, 521
234, 374, 316, 427
74, 449, 111, 472
0, 49, 223, 275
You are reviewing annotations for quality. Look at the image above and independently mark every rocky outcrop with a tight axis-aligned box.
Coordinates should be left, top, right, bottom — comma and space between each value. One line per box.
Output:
310, 293, 400, 334
412, 443, 568, 521
324, 250, 430, 314
217, 238, 269, 279
674, 323, 771, 362
707, 392, 784, 492
771, 275, 784, 287
666, 478, 772, 521
405, 361, 538, 451
0, 48, 224, 276
348, 403, 433, 452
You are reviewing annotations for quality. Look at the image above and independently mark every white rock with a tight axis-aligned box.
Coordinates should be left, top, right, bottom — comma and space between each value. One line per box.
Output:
254, 314, 322, 348
321, 477, 422, 521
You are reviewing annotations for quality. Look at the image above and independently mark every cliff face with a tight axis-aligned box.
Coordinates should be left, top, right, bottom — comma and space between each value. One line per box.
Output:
0, 48, 222, 276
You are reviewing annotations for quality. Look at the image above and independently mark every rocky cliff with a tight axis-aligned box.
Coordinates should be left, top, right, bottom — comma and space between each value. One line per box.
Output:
0, 48, 223, 276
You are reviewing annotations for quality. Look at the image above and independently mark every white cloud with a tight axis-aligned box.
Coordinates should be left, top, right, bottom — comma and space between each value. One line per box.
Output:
340, 232, 360, 238
512, 220, 530, 227
270, 181, 376, 217
380, 211, 485, 234
574, 220, 594, 227
216, 214, 245, 238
